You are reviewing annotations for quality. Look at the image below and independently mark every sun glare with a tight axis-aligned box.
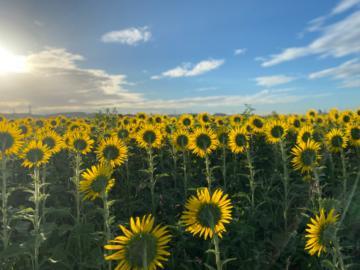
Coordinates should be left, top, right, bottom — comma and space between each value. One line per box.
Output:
0, 46, 28, 75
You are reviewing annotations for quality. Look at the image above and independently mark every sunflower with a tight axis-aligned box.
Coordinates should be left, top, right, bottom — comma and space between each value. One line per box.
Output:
178, 114, 194, 128
136, 112, 148, 121
136, 124, 163, 149
306, 109, 318, 119
340, 110, 353, 124
288, 115, 302, 130
20, 141, 51, 168
248, 116, 265, 133
229, 114, 243, 126
228, 127, 249, 154
305, 208, 339, 257
291, 140, 321, 174
0, 121, 23, 157
80, 164, 115, 200
346, 123, 360, 147
217, 127, 229, 147
188, 127, 219, 158
113, 126, 130, 142
104, 214, 171, 270
172, 129, 190, 151
325, 128, 348, 153
69, 132, 94, 155
197, 112, 212, 126
96, 136, 128, 167
17, 122, 32, 137
38, 130, 63, 154
328, 108, 340, 123
265, 120, 288, 144
297, 125, 314, 144
181, 188, 233, 240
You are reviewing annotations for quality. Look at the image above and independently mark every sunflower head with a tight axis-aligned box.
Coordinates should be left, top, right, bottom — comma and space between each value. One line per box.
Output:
197, 112, 212, 126
228, 127, 249, 154
80, 164, 114, 200
229, 114, 243, 126
104, 214, 171, 270
292, 140, 321, 174
189, 127, 219, 158
69, 132, 94, 155
181, 188, 233, 240
346, 123, 360, 147
325, 128, 348, 153
96, 136, 128, 168
172, 129, 190, 151
38, 130, 63, 154
178, 114, 194, 128
265, 120, 288, 144
136, 124, 163, 149
20, 140, 51, 168
306, 109, 318, 119
217, 127, 229, 146
249, 116, 265, 133
0, 122, 23, 157
297, 125, 314, 144
305, 208, 339, 257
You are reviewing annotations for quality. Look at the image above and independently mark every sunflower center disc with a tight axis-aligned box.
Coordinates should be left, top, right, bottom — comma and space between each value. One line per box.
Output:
118, 129, 129, 139
126, 233, 157, 268
343, 115, 350, 123
271, 126, 284, 138
294, 120, 301, 128
91, 175, 109, 193
351, 128, 360, 140
43, 137, 56, 149
74, 139, 87, 151
26, 148, 44, 163
0, 132, 15, 151
183, 118, 191, 126
143, 130, 156, 144
103, 145, 120, 160
301, 132, 311, 143
176, 135, 188, 148
197, 203, 221, 229
196, 134, 211, 150
300, 149, 316, 166
331, 136, 343, 147
235, 134, 246, 147
253, 119, 263, 128
19, 125, 28, 135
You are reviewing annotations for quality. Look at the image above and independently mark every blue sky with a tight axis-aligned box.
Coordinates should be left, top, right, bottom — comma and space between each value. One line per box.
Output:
0, 0, 359, 114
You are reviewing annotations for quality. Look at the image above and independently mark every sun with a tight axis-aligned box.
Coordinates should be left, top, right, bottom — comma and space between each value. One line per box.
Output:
0, 46, 28, 75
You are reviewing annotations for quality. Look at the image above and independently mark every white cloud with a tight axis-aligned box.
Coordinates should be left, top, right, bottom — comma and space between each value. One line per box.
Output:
309, 58, 360, 88
101, 26, 151, 45
261, 10, 360, 67
151, 59, 224, 79
255, 75, 296, 87
332, 0, 360, 15
234, 48, 247, 55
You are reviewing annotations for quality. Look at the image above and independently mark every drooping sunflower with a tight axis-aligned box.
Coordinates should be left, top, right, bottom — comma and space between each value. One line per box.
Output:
136, 124, 163, 149
38, 130, 63, 154
265, 120, 288, 144
325, 128, 348, 153
104, 214, 171, 270
69, 132, 94, 155
172, 129, 190, 151
181, 188, 233, 240
291, 140, 321, 174
96, 136, 128, 167
188, 127, 219, 158
297, 125, 314, 144
346, 123, 360, 147
20, 140, 51, 168
178, 114, 194, 128
228, 127, 249, 154
0, 121, 23, 157
305, 208, 339, 257
80, 164, 115, 201
248, 116, 265, 133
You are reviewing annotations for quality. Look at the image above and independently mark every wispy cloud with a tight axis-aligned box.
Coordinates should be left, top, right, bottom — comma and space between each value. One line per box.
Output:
309, 58, 360, 88
261, 9, 360, 67
234, 48, 247, 55
151, 59, 224, 79
332, 0, 360, 15
101, 26, 151, 45
255, 75, 296, 87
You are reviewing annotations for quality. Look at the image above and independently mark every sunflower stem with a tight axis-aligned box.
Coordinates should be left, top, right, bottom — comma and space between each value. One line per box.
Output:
213, 235, 222, 270
1, 155, 9, 250
333, 237, 345, 270
182, 150, 188, 200
102, 192, 112, 270
313, 168, 322, 207
340, 149, 347, 204
222, 146, 227, 191
279, 140, 289, 231
143, 240, 149, 270
147, 148, 156, 215
246, 148, 256, 210
33, 166, 41, 270
125, 160, 131, 216
205, 154, 212, 191
73, 152, 83, 269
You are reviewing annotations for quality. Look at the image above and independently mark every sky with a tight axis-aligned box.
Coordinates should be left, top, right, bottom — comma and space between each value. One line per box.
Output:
0, 0, 359, 114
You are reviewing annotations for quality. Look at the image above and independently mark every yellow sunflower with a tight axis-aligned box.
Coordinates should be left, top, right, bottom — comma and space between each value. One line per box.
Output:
178, 114, 194, 128
113, 126, 130, 142
228, 127, 249, 154
80, 164, 115, 200
306, 109, 318, 120
38, 130, 63, 154
136, 112, 148, 121
346, 123, 360, 147
305, 208, 339, 257
104, 214, 171, 270
297, 125, 314, 144
217, 127, 229, 147
248, 116, 265, 133
96, 136, 128, 167
172, 129, 190, 151
265, 120, 288, 144
197, 112, 212, 126
69, 132, 94, 155
20, 141, 51, 168
291, 140, 321, 174
0, 121, 23, 157
181, 188, 233, 240
340, 110, 353, 125
229, 114, 243, 126
188, 127, 219, 158
136, 124, 163, 149
325, 128, 348, 153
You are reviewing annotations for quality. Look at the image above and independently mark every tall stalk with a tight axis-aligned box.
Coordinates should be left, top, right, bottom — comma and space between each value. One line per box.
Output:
102, 192, 112, 270
205, 154, 212, 191
1, 155, 9, 250
33, 167, 41, 270
182, 151, 188, 200
147, 148, 156, 215
279, 141, 289, 231
340, 149, 348, 203
73, 152, 83, 269
222, 146, 227, 191
246, 149, 256, 210
213, 235, 222, 270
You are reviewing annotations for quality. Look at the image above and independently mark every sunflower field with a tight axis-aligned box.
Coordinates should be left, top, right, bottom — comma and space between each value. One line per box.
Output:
0, 108, 359, 270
